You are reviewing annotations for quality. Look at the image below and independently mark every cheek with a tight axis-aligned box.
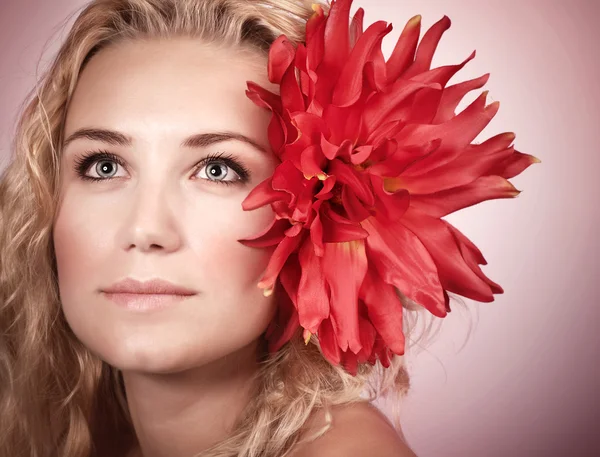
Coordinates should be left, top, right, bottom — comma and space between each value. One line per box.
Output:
52, 205, 98, 355
52, 196, 117, 338
53, 204, 95, 293
189, 198, 276, 288
53, 196, 111, 279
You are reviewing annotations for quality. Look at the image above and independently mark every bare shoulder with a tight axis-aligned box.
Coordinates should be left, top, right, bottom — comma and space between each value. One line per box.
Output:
288, 401, 418, 457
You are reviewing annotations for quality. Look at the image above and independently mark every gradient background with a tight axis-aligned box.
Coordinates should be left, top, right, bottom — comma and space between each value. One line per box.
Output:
0, 0, 597, 456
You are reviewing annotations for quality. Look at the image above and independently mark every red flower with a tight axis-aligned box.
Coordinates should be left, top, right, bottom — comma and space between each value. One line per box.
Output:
239, 0, 540, 375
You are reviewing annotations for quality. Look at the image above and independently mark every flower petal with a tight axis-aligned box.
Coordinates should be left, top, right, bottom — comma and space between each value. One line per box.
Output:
298, 240, 330, 333
349, 6, 364, 47
386, 14, 422, 82
403, 15, 451, 79
309, 204, 325, 256
290, 112, 331, 146
257, 232, 304, 292
410, 175, 520, 218
332, 21, 392, 107
342, 185, 372, 222
271, 160, 305, 202
361, 79, 440, 135
411, 50, 477, 90
355, 312, 377, 363
363, 119, 405, 148
265, 278, 299, 352
268, 35, 296, 84
368, 140, 435, 178
364, 42, 387, 92
320, 134, 343, 160
360, 268, 405, 355
349, 144, 373, 165
279, 253, 301, 309
370, 175, 410, 222
322, 240, 368, 353
241, 177, 289, 211
318, 317, 341, 365
315, 175, 336, 200
397, 146, 516, 194
362, 216, 447, 317
397, 91, 499, 174
238, 217, 289, 248
300, 144, 328, 179
322, 103, 364, 145
368, 334, 391, 368
281, 62, 305, 113
322, 0, 352, 79
490, 149, 542, 179
306, 7, 327, 75
401, 207, 497, 302
341, 351, 359, 376
321, 204, 369, 242
433, 73, 490, 123
328, 159, 374, 206
446, 224, 504, 294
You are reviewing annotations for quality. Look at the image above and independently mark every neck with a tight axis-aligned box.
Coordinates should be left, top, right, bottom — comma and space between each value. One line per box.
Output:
120, 339, 262, 457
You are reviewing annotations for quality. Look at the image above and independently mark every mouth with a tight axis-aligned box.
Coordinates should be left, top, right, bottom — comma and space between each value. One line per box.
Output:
102, 291, 195, 312
102, 277, 198, 296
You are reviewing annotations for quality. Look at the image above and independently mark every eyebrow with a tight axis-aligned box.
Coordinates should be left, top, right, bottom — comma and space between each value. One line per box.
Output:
62, 128, 269, 153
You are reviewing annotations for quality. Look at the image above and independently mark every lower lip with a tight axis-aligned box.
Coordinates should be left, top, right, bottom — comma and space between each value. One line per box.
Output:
102, 292, 194, 311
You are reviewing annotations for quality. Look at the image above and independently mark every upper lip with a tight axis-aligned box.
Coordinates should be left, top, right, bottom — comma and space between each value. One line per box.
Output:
102, 278, 198, 295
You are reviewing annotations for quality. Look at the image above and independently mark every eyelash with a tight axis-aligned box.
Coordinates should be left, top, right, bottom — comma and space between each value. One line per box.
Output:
73, 149, 251, 186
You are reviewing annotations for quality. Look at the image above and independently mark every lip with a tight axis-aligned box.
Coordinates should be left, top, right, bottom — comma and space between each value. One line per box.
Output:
102, 292, 192, 311
102, 277, 198, 295
101, 278, 197, 312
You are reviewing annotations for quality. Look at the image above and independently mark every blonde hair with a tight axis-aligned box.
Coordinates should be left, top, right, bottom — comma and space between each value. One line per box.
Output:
0, 1, 470, 456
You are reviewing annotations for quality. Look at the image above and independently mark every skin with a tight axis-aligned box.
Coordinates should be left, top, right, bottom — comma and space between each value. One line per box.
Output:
53, 37, 282, 457
289, 402, 417, 457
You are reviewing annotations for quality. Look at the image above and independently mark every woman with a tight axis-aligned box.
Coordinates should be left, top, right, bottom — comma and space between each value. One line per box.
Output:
0, 0, 538, 456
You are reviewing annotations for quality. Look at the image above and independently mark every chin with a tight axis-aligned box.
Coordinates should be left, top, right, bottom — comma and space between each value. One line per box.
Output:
84, 333, 200, 374
109, 335, 259, 375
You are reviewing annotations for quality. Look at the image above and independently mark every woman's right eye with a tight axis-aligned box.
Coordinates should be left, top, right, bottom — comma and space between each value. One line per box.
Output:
74, 150, 127, 182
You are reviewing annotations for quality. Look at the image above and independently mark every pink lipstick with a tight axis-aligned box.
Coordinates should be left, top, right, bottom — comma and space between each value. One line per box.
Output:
102, 277, 198, 311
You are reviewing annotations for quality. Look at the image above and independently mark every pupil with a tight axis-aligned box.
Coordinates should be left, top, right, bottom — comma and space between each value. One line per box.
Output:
98, 161, 114, 177
208, 163, 225, 179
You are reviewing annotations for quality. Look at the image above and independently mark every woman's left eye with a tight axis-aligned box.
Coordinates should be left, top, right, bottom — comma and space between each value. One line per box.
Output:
194, 161, 241, 184
192, 151, 252, 185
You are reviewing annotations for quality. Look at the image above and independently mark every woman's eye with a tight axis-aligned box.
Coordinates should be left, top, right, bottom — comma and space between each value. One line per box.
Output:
74, 151, 127, 181
195, 161, 241, 183
93, 160, 122, 179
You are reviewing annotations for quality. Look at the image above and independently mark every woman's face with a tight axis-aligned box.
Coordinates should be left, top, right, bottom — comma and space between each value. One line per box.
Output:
53, 38, 280, 373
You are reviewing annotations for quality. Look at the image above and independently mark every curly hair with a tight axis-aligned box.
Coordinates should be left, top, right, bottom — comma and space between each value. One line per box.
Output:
0, 1, 469, 456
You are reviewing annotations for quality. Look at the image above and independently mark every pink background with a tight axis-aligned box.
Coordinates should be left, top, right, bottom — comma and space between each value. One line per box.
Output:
1, 0, 597, 456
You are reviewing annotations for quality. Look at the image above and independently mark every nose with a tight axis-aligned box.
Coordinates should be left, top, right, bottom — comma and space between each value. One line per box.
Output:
119, 182, 182, 253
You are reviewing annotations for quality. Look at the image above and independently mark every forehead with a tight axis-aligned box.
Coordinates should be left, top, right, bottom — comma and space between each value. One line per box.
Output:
64, 38, 276, 143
